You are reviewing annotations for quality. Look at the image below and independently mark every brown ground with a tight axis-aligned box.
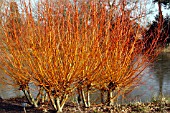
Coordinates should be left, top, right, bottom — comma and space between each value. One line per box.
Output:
0, 97, 44, 113
0, 97, 170, 113
0, 97, 86, 113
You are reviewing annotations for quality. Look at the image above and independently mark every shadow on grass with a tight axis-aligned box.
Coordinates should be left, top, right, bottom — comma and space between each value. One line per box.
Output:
0, 97, 50, 113
0, 100, 23, 113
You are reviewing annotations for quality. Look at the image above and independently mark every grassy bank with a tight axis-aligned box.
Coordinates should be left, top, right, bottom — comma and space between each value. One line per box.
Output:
163, 45, 170, 53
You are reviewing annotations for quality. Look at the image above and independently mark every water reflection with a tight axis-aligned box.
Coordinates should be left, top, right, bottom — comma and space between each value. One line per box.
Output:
126, 52, 170, 103
0, 70, 23, 99
0, 53, 170, 103
153, 53, 170, 96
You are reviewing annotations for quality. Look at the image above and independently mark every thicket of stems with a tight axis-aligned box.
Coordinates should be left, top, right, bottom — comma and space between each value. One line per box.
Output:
0, 0, 163, 112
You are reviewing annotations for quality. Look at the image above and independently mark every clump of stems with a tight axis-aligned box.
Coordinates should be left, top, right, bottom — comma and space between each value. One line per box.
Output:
0, 0, 163, 112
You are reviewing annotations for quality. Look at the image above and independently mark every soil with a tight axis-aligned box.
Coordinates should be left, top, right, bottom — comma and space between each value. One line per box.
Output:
0, 97, 170, 113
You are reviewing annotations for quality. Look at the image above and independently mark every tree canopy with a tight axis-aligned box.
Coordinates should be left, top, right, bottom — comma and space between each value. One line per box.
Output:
153, 0, 170, 9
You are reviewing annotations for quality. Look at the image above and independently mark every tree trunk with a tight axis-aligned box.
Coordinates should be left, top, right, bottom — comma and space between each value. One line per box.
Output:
56, 97, 62, 113
158, 1, 163, 38
22, 89, 33, 105
22, 88, 40, 107
107, 90, 114, 106
48, 93, 57, 110
87, 89, 90, 107
80, 89, 88, 107
77, 88, 81, 104
60, 94, 68, 110
41, 88, 46, 103
48, 92, 68, 113
101, 90, 105, 104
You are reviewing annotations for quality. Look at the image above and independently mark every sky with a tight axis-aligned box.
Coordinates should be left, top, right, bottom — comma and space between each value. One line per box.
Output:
14, 0, 170, 24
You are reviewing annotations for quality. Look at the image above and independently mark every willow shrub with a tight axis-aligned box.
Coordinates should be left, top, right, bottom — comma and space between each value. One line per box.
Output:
0, 0, 162, 112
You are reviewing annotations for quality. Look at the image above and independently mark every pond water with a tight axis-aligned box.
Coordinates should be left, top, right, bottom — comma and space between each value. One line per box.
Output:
125, 52, 170, 103
0, 53, 170, 103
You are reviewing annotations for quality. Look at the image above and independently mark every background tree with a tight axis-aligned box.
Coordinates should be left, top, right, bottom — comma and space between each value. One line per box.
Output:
153, 0, 170, 9
145, 15, 170, 49
152, 0, 170, 43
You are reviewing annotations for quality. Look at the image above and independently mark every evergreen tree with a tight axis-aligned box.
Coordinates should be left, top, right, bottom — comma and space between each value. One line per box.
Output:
153, 0, 170, 9
147, 0, 170, 47
145, 15, 170, 47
